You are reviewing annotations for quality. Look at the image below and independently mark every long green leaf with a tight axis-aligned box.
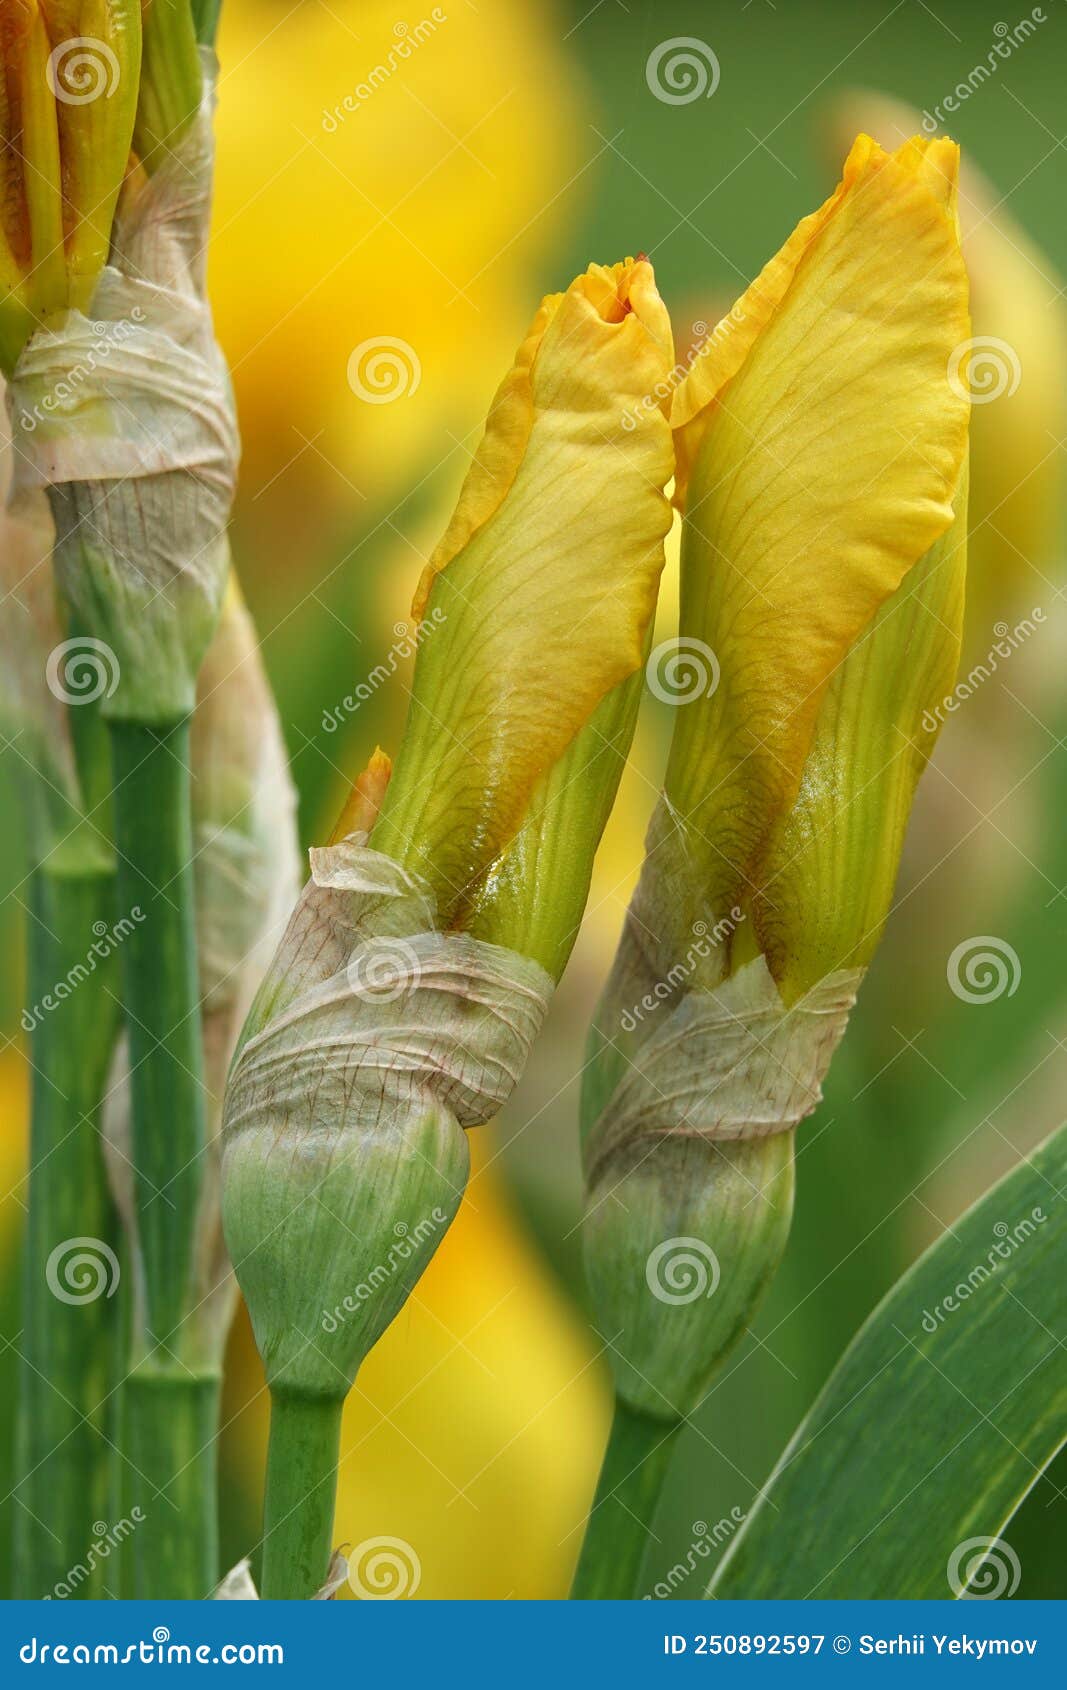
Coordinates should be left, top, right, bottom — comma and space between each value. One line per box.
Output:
710, 1121, 1067, 1599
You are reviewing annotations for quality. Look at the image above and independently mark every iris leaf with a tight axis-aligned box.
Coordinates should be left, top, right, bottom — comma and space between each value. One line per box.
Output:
709, 1120, 1067, 1598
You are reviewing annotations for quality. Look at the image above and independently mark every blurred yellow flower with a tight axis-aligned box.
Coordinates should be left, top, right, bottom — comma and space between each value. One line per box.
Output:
212, 0, 585, 543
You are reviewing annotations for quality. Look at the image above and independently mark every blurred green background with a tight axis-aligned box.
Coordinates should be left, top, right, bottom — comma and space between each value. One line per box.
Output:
2, 0, 1064, 1597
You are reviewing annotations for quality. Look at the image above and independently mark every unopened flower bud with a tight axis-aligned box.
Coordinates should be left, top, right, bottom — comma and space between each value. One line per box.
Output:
223, 258, 677, 1403
582, 136, 970, 1417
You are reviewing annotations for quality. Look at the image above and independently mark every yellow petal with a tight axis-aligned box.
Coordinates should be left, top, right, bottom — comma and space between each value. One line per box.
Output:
371, 258, 675, 927
670, 138, 868, 509
671, 134, 964, 502
664, 136, 969, 938
820, 90, 1067, 667
410, 296, 558, 619
329, 745, 393, 845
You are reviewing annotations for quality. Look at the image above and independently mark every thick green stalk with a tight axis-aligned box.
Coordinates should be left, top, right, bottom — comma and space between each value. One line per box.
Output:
108, 717, 215, 1595
109, 719, 205, 1349
571, 1400, 681, 1599
124, 1372, 220, 1599
260, 1392, 344, 1600
14, 866, 121, 1598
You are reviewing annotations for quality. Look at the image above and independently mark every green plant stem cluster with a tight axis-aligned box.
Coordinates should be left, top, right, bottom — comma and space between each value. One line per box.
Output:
15, 866, 121, 1598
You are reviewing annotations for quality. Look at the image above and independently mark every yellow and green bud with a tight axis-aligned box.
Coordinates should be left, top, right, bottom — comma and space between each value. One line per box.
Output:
582, 136, 970, 1419
222, 259, 677, 1407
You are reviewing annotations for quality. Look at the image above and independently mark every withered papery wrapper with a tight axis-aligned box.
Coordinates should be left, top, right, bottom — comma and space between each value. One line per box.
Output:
221, 838, 553, 1398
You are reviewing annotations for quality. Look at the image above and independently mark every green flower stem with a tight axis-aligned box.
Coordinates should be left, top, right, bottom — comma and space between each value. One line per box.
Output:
571, 1399, 682, 1599
124, 1370, 220, 1599
108, 717, 215, 1594
14, 864, 121, 1598
260, 1391, 345, 1600
108, 718, 205, 1351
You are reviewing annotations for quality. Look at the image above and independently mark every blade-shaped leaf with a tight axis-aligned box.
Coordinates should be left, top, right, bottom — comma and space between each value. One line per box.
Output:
710, 1121, 1067, 1598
